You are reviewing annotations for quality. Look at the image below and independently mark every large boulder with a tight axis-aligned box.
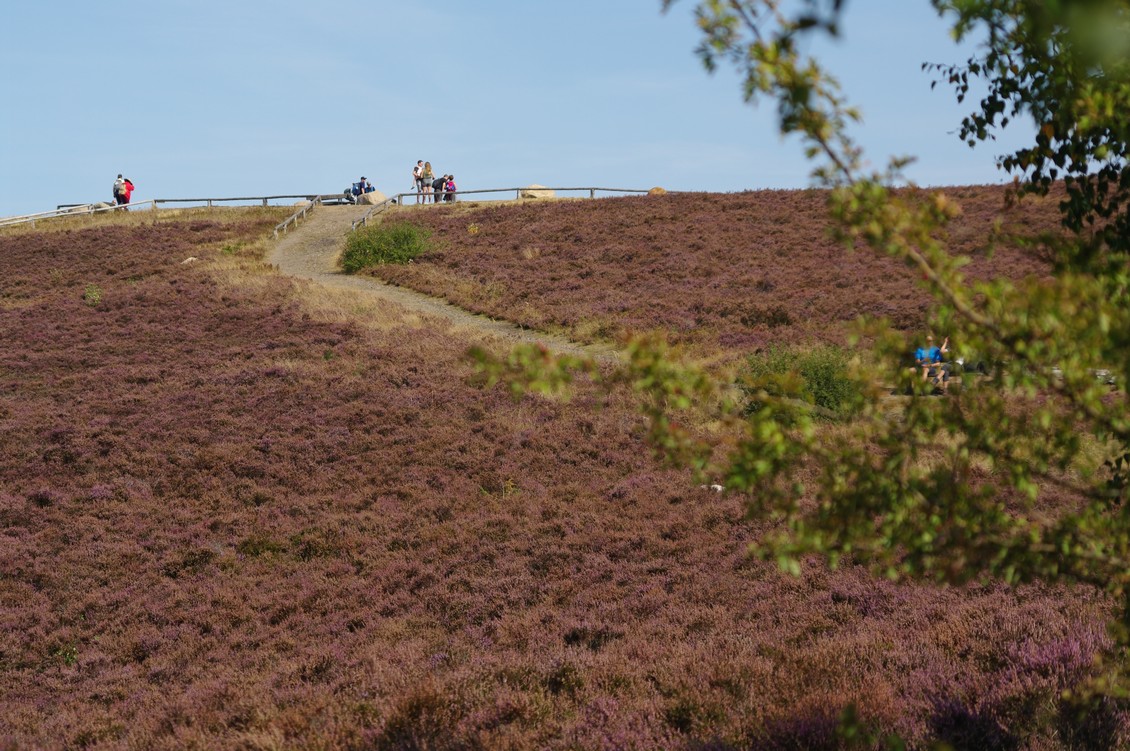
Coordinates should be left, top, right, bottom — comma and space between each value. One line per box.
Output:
648, 187, 667, 196
520, 184, 555, 200
358, 190, 388, 205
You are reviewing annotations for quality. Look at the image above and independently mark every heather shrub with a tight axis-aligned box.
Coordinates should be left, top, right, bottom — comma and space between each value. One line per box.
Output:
0, 208, 1119, 749
741, 344, 863, 418
342, 221, 432, 271
373, 682, 474, 750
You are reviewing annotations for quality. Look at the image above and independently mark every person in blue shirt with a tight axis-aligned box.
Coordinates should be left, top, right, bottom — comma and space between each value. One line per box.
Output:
914, 334, 950, 392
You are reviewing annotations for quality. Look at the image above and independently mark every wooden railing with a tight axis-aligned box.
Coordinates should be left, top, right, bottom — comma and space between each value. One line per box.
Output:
274, 197, 326, 238
1, 194, 336, 230
4, 187, 655, 233
350, 186, 652, 232
0, 200, 158, 229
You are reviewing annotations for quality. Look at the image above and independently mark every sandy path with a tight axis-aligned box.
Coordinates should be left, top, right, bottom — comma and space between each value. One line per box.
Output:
266, 205, 619, 360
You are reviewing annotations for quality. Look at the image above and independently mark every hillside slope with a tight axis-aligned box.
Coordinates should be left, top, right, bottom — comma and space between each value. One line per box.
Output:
0, 204, 1120, 749
372, 185, 1058, 359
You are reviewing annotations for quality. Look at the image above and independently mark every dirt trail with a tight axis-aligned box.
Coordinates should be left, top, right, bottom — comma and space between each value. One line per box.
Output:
266, 205, 619, 360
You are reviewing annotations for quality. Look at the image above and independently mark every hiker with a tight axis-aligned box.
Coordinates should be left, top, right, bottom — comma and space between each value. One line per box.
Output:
443, 175, 457, 203
421, 161, 435, 203
432, 174, 447, 203
113, 176, 135, 207
412, 160, 425, 203
358, 177, 375, 194
914, 334, 950, 393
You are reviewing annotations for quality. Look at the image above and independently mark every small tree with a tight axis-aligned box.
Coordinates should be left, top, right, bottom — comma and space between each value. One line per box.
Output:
478, 0, 1130, 695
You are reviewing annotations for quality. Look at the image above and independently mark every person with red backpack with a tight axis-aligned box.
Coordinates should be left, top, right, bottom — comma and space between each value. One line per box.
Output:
112, 175, 135, 206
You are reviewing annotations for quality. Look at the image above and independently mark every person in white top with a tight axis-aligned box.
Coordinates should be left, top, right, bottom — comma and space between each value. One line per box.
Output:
412, 160, 424, 203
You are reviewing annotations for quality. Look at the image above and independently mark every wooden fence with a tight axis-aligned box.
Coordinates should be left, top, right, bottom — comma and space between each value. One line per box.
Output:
3, 187, 654, 232
1, 195, 336, 230
350, 186, 652, 231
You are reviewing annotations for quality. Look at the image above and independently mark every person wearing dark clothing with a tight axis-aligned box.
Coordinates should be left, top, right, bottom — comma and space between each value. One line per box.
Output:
432, 175, 447, 203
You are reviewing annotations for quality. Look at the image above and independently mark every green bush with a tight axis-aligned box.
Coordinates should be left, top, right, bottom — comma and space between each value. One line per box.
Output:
341, 221, 431, 271
741, 344, 863, 419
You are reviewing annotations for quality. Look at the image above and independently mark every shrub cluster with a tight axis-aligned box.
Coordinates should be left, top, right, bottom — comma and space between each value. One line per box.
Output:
342, 221, 432, 271
742, 344, 864, 418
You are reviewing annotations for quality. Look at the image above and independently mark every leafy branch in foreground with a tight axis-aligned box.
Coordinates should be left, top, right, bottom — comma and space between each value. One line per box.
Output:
673, 0, 1130, 594
481, 0, 1130, 700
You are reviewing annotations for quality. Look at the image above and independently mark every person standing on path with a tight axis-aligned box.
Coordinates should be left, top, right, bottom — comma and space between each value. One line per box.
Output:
112, 174, 126, 205
421, 161, 435, 203
412, 160, 425, 203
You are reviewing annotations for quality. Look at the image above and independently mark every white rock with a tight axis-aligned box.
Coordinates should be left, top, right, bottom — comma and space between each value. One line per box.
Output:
520, 184, 555, 199
357, 190, 388, 205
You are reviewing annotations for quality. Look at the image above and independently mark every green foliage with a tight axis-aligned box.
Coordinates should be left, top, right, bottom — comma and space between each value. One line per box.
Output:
655, 0, 1130, 695
742, 344, 864, 419
82, 283, 102, 306
53, 643, 78, 667
341, 221, 431, 271
926, 0, 1130, 253
481, 0, 1130, 707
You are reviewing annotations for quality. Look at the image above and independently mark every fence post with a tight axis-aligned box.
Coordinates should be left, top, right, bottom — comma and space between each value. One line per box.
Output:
590, 189, 595, 199
262, 198, 268, 208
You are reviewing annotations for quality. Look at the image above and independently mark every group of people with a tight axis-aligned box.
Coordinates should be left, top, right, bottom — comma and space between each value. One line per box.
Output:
346, 176, 377, 202
112, 174, 134, 206
412, 160, 456, 204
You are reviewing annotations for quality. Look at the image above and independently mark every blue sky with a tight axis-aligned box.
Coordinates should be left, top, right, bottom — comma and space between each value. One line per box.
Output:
0, 1, 1031, 217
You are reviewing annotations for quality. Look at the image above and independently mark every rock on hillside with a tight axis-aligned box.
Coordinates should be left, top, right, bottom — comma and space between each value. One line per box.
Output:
520, 184, 555, 199
358, 191, 388, 205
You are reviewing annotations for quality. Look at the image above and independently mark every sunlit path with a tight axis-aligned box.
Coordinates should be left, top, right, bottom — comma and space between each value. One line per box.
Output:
267, 204, 619, 361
